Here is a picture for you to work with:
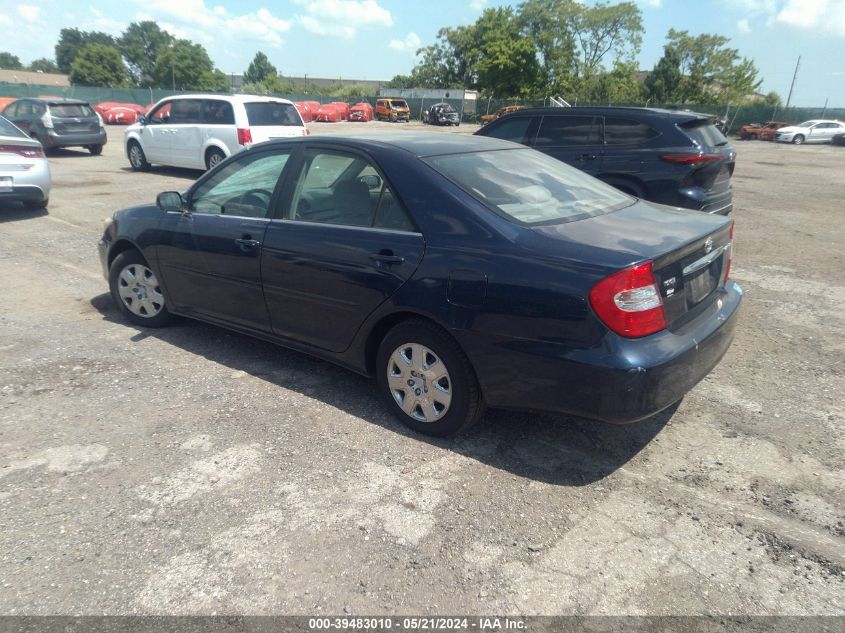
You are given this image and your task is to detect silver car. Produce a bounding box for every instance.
[0,115,51,209]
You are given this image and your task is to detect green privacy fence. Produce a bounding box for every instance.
[2,82,842,134]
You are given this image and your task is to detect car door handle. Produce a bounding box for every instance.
[580,153,598,160]
[369,252,405,266]
[235,238,261,248]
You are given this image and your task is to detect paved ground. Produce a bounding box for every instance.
[0,122,843,615]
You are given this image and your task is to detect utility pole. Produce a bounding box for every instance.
[821,97,828,118]
[785,55,800,109]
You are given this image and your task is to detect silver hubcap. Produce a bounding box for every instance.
[117,264,164,318]
[209,153,222,168]
[130,145,143,167]
[387,343,452,422]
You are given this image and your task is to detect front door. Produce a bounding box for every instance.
[260,147,424,353]
[168,98,204,168]
[156,147,293,331]
[139,101,174,163]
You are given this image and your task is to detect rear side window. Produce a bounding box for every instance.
[169,99,202,124]
[0,116,25,137]
[483,117,534,144]
[49,103,94,118]
[245,102,301,127]
[535,116,601,147]
[202,100,235,125]
[681,121,727,148]
[3,103,18,117]
[604,118,659,145]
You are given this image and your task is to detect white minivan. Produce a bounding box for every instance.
[124,94,309,171]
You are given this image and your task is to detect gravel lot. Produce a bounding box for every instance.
[0,121,843,615]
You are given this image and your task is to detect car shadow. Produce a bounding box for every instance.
[118,165,202,181]
[45,148,97,158]
[90,293,674,486]
[0,202,49,222]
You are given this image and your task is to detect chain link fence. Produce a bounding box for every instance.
[2,82,843,134]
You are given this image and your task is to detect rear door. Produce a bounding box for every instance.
[600,116,662,192]
[156,147,293,331]
[260,146,424,352]
[530,114,604,175]
[244,101,305,142]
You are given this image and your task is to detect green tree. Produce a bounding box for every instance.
[763,91,782,107]
[55,28,116,74]
[244,52,277,85]
[662,29,761,103]
[69,43,126,86]
[153,40,228,91]
[472,7,541,97]
[568,1,643,82]
[119,21,174,86]
[28,58,60,73]
[518,0,578,95]
[386,74,414,89]
[579,61,643,103]
[643,45,683,103]
[0,52,23,70]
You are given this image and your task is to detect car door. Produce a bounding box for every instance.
[530,114,604,175]
[260,146,424,353]
[139,101,174,163]
[168,98,204,168]
[600,116,661,191]
[155,147,293,331]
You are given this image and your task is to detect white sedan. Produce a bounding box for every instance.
[0,115,51,209]
[775,120,845,145]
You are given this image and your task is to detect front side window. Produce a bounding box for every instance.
[169,99,202,124]
[425,148,632,225]
[148,102,172,124]
[483,117,534,144]
[290,150,414,230]
[190,151,290,218]
[534,116,601,147]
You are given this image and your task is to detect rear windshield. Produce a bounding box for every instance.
[681,121,728,148]
[49,103,95,118]
[424,148,633,225]
[0,116,25,138]
[245,102,302,127]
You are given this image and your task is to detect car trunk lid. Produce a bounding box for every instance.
[48,103,100,134]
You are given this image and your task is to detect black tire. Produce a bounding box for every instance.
[205,147,226,171]
[88,144,103,155]
[127,141,150,171]
[376,319,484,437]
[792,134,805,145]
[389,114,397,123]
[108,250,173,328]
[23,198,48,209]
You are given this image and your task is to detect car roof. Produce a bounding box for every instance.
[497,106,715,122]
[258,132,520,157]
[156,94,295,105]
[19,98,91,106]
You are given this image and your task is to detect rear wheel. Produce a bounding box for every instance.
[376,319,484,436]
[792,134,805,145]
[88,144,103,155]
[23,198,48,210]
[109,250,173,328]
[205,147,226,171]
[127,141,150,171]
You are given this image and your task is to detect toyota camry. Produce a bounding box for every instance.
[98,133,741,436]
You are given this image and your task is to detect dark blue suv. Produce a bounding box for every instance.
[475,106,736,215]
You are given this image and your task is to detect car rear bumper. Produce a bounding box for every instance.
[0,185,49,203]
[43,129,107,148]
[0,159,51,201]
[652,186,733,215]
[460,281,742,424]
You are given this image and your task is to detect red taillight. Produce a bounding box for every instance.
[723,221,734,283]
[237,128,252,145]
[589,261,668,338]
[0,144,44,158]
[660,153,723,165]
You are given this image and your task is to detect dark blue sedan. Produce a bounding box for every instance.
[98,133,741,436]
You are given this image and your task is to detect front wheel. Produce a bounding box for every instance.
[792,134,805,145]
[109,250,173,328]
[376,319,484,436]
[127,141,150,171]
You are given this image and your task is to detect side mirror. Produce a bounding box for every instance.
[359,174,382,190]
[156,191,184,212]
[138,115,147,126]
